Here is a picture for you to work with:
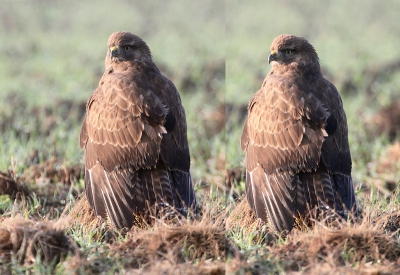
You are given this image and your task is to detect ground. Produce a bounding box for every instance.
[0,1,399,274]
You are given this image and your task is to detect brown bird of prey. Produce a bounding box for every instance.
[241,34,357,232]
[80,32,196,229]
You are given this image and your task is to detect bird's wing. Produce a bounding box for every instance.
[241,76,329,174]
[79,67,168,227]
[81,68,167,172]
[317,79,352,175]
[314,79,356,211]
[155,78,191,172]
[147,74,195,210]
[241,75,331,231]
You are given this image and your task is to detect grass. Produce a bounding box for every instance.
[1,0,400,274]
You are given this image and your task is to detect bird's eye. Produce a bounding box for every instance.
[285,50,294,55]
[124,46,133,51]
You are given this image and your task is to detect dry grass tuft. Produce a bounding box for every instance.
[0,170,30,198]
[225,167,245,199]
[226,195,264,233]
[66,194,126,243]
[227,193,400,274]
[278,262,398,275]
[383,209,400,233]
[66,194,226,274]
[129,260,225,275]
[113,204,226,267]
[23,157,83,187]
[0,216,77,268]
[67,194,104,231]
[226,256,398,275]
[63,256,225,275]
[283,223,400,266]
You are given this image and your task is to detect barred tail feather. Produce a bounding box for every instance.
[85,162,196,229]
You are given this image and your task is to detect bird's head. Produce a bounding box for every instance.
[268,34,320,70]
[105,32,152,67]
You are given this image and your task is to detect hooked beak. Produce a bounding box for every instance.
[268,50,278,64]
[110,46,118,60]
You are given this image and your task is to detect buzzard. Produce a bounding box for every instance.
[241,34,357,232]
[80,32,196,229]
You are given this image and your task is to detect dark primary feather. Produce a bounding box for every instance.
[241,34,356,232]
[80,32,196,229]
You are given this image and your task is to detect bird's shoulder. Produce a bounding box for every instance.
[313,77,344,110]
[248,71,310,125]
[101,61,180,108]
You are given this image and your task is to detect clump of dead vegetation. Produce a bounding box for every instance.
[0,171,30,199]
[227,193,400,274]
[225,167,245,200]
[110,214,226,274]
[23,156,83,187]
[63,256,225,275]
[0,154,84,219]
[66,194,107,234]
[0,216,77,273]
[226,195,264,233]
[65,194,226,274]
[21,154,84,209]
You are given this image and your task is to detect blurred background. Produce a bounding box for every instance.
[0,0,399,206]
[1,2,399,273]
[226,0,400,199]
[0,0,225,202]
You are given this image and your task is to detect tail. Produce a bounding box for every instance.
[246,166,303,232]
[246,165,356,232]
[332,173,357,217]
[85,162,196,229]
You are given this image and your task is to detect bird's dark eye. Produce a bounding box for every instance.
[285,50,294,55]
[124,46,133,51]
